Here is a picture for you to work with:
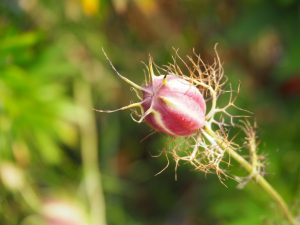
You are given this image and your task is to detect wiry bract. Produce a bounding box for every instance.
[154,47,261,183]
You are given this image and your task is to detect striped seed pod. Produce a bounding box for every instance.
[142,74,206,136]
[96,50,206,137]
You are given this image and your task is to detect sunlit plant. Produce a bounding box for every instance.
[96,47,299,225]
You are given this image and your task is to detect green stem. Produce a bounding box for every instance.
[74,79,107,225]
[203,125,298,225]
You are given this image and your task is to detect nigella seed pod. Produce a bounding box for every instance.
[141,74,206,136]
[95,50,207,137]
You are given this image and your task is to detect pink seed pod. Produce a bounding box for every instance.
[96,51,206,137]
[142,74,206,136]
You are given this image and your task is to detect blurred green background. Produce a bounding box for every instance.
[0,0,299,225]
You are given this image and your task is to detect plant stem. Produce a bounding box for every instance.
[203,125,298,225]
[74,79,107,225]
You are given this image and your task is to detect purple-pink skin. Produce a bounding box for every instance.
[142,74,206,136]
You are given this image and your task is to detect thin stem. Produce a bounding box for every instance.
[74,79,107,225]
[203,125,298,225]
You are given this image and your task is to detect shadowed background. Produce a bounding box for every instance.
[0,0,299,225]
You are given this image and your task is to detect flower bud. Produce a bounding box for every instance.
[97,50,207,137]
[142,74,206,136]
